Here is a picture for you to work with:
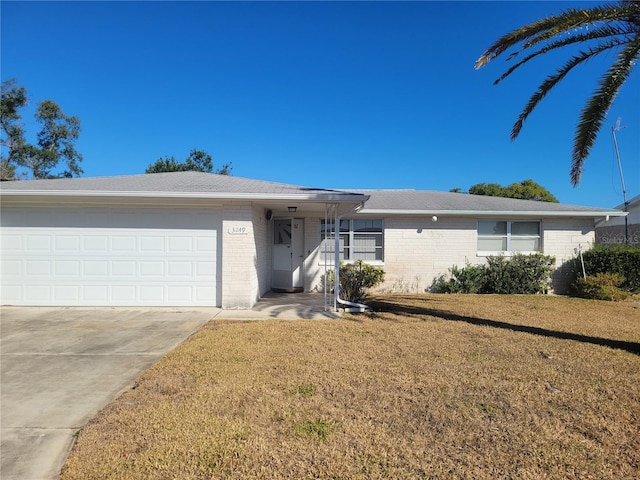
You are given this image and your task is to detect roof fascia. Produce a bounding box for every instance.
[357,209,627,218]
[0,189,368,203]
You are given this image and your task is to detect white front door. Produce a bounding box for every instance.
[272,218,304,291]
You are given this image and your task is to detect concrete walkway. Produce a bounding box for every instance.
[214,291,343,320]
[0,294,341,480]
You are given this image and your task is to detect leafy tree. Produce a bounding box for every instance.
[0,79,27,180]
[452,179,559,202]
[145,149,232,175]
[1,79,83,180]
[475,0,640,185]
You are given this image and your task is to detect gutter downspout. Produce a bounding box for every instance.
[334,203,370,313]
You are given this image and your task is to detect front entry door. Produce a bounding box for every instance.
[272,218,304,292]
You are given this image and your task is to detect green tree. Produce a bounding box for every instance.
[460,179,559,202]
[145,149,232,175]
[475,0,640,185]
[1,79,83,180]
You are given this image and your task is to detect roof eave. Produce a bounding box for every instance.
[0,189,369,203]
[356,209,627,218]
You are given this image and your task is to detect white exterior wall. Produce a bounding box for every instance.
[251,205,271,299]
[542,217,595,294]
[221,203,260,309]
[331,215,596,295]
[381,216,479,293]
[304,217,324,291]
[275,214,599,297]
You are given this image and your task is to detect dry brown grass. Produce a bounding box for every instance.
[62,294,640,479]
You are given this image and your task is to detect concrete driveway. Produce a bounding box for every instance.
[0,306,215,480]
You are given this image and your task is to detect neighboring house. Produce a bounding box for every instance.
[0,172,626,308]
[596,193,640,245]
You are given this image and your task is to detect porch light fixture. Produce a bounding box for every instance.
[288,206,297,213]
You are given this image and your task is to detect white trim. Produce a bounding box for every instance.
[358,209,627,217]
[0,189,369,202]
[477,251,539,257]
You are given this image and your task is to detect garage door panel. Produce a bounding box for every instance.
[84,236,108,251]
[85,260,110,276]
[55,260,80,276]
[26,236,51,252]
[1,207,219,306]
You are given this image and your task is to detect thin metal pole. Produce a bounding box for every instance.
[612,121,629,244]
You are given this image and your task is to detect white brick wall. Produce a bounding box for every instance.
[542,217,595,294]
[304,217,325,291]
[252,205,270,298]
[221,203,260,309]
[301,215,596,295]
[220,210,596,307]
[381,216,479,292]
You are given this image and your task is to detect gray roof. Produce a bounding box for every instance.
[0,172,365,201]
[0,173,625,217]
[355,189,625,216]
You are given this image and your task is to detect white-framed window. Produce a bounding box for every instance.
[321,219,384,263]
[477,220,541,254]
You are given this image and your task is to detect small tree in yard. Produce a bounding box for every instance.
[331,261,385,304]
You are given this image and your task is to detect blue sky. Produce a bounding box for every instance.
[2,0,638,208]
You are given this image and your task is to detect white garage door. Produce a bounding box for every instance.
[0,206,220,306]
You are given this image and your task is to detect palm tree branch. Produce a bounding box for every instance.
[493,27,630,85]
[475,2,639,69]
[510,40,624,140]
[571,35,640,185]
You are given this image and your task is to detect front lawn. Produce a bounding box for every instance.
[62,295,640,479]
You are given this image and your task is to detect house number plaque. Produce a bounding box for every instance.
[228,225,250,235]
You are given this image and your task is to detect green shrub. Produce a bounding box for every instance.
[432,254,555,295]
[578,244,640,293]
[482,253,555,294]
[328,261,385,303]
[432,263,484,293]
[573,273,629,301]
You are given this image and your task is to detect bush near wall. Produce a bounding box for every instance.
[573,273,629,301]
[574,244,640,293]
[432,254,555,295]
[327,261,385,303]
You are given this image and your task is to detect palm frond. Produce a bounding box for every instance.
[571,36,640,185]
[510,40,623,140]
[494,27,629,86]
[475,2,637,69]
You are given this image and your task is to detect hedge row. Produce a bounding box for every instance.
[432,254,555,295]
[574,244,640,293]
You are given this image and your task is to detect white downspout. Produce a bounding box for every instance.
[334,204,370,312]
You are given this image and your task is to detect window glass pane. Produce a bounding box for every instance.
[354,251,383,261]
[512,222,540,236]
[320,236,348,262]
[354,235,377,252]
[353,219,383,232]
[477,237,507,251]
[273,220,291,245]
[320,220,383,262]
[478,221,506,235]
[511,238,540,251]
[320,220,349,233]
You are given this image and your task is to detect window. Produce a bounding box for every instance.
[321,219,384,262]
[477,220,540,254]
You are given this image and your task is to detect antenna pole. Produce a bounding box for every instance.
[612,120,629,244]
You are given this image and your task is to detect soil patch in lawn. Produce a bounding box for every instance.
[62,294,640,479]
